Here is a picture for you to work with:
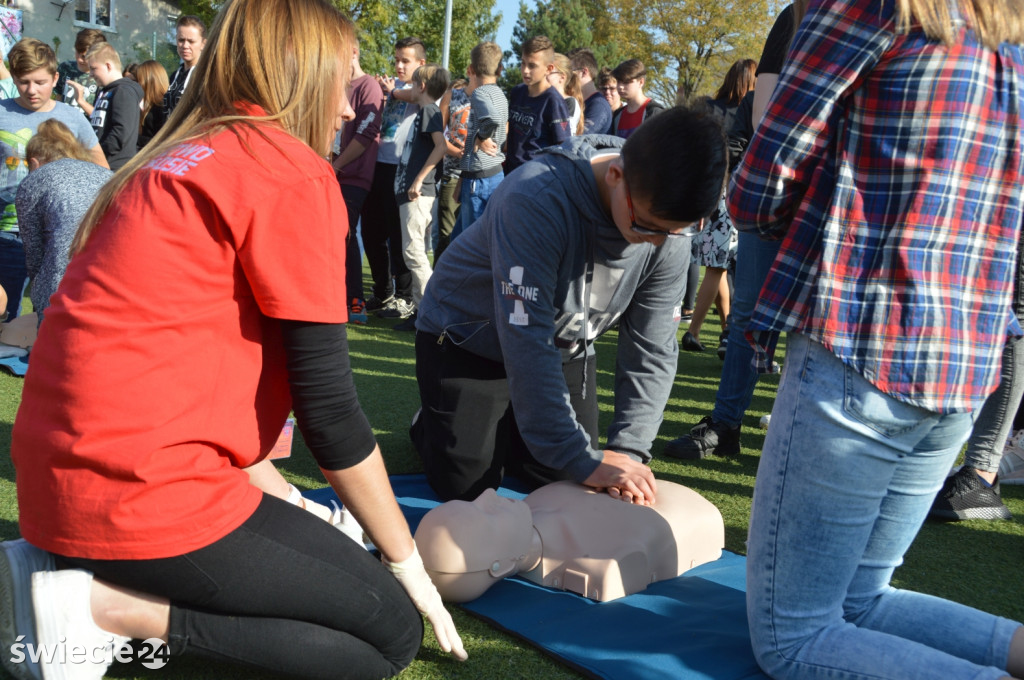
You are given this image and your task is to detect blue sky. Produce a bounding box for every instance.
[493,0,530,51]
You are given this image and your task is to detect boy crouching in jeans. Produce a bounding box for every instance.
[393,63,449,331]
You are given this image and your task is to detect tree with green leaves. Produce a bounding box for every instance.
[605,0,777,104]
[177,0,220,26]
[173,0,500,80]
[501,0,620,91]
[335,0,500,79]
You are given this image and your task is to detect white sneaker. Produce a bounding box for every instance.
[31,570,130,680]
[327,501,375,551]
[999,429,1024,485]
[286,485,372,551]
[0,540,54,680]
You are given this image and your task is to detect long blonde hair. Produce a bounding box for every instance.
[72,0,353,253]
[135,60,169,132]
[25,119,93,166]
[895,0,1023,49]
[552,53,585,135]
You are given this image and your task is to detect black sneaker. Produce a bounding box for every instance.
[929,466,1011,521]
[717,329,728,361]
[664,416,741,459]
[394,313,418,332]
[365,294,394,313]
[682,331,705,352]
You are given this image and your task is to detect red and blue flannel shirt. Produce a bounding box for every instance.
[729,0,1024,413]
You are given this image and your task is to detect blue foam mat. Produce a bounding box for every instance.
[307,475,767,680]
[0,354,28,376]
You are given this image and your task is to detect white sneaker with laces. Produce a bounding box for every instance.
[31,570,130,680]
[0,540,54,680]
[999,429,1024,485]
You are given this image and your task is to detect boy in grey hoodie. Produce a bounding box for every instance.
[411,106,727,504]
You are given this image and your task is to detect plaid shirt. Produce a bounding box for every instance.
[729,0,1024,413]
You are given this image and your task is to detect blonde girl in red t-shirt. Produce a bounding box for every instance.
[0,1,466,678]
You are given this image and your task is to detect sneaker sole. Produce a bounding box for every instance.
[930,505,1012,521]
[0,541,51,680]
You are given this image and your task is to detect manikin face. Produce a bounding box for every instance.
[14,68,58,112]
[393,47,422,83]
[520,52,551,87]
[417,489,534,574]
[176,25,206,68]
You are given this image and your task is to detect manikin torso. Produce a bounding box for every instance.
[415,480,724,602]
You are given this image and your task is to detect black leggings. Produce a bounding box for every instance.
[57,495,422,680]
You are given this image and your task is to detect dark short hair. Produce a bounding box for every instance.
[74,28,107,56]
[622,106,726,222]
[567,48,598,77]
[612,59,646,82]
[413,63,450,100]
[176,14,206,37]
[522,35,554,60]
[396,36,426,61]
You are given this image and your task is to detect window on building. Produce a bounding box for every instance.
[75,0,114,30]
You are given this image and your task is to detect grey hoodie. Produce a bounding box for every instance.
[417,135,689,481]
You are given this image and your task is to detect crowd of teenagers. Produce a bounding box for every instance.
[0,0,1022,678]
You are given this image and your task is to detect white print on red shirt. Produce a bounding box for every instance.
[143,143,215,177]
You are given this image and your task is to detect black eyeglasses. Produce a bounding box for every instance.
[625,183,702,239]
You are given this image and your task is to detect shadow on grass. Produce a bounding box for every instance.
[904,517,1024,622]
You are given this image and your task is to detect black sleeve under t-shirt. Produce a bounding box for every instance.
[757,4,796,76]
[278,320,377,471]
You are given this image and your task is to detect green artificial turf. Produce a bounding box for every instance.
[1,303,1022,680]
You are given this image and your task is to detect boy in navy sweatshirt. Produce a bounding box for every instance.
[505,35,569,174]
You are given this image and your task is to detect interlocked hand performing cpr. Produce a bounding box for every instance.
[584,450,658,505]
[383,545,468,661]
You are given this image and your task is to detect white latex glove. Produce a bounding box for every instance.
[383,546,468,661]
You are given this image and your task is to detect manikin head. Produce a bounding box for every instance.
[415,489,539,602]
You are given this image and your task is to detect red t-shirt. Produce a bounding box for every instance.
[13,121,348,560]
[615,99,650,139]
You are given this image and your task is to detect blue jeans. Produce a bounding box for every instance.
[0,232,27,320]
[747,333,1020,680]
[712,231,780,426]
[453,172,503,241]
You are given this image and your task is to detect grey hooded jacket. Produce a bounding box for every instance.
[416,135,690,481]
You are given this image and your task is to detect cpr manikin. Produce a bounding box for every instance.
[414,480,724,602]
